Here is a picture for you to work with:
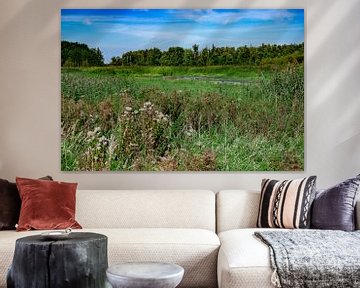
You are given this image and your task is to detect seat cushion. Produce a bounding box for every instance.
[218,228,281,288]
[0,228,220,288]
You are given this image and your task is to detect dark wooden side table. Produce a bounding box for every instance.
[7,232,108,288]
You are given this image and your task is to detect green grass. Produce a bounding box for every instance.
[62,65,271,78]
[61,64,304,171]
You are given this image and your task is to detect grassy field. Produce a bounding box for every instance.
[61,65,304,171]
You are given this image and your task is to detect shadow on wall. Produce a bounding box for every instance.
[309,1,360,143]
[0,0,359,185]
[305,0,360,180]
[308,0,360,107]
[0,0,68,35]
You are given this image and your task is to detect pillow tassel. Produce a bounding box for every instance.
[271,269,281,287]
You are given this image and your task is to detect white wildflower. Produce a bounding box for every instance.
[98,136,109,146]
[185,126,195,136]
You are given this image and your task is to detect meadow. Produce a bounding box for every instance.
[61,64,304,171]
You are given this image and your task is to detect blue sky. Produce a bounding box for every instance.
[61,9,304,63]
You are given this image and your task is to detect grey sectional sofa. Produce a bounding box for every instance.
[0,189,359,288]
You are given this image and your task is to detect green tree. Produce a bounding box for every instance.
[61,41,104,67]
[192,44,199,65]
[107,42,304,67]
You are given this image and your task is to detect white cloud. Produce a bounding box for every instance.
[175,9,295,25]
[83,18,92,25]
[61,10,297,27]
[62,14,170,25]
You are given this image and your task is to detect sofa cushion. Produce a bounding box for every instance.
[0,179,20,230]
[257,177,317,229]
[0,228,220,288]
[311,174,360,231]
[0,176,52,230]
[16,177,82,231]
[76,190,216,231]
[218,228,278,288]
[216,190,260,233]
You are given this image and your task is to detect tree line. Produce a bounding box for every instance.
[61,41,303,67]
[111,43,303,67]
[61,41,104,67]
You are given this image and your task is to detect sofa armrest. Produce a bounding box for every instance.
[356,201,360,230]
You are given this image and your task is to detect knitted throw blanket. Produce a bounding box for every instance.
[255,230,360,288]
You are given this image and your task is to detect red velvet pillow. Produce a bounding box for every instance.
[16,177,82,231]
[0,176,53,230]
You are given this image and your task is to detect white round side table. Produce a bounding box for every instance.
[106,262,184,288]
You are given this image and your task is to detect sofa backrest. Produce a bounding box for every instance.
[217,190,360,232]
[76,190,216,231]
[216,190,260,233]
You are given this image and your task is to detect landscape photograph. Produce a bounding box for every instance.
[61,9,304,171]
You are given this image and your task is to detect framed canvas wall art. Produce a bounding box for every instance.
[61,9,304,171]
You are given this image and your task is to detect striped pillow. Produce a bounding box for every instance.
[257,176,317,229]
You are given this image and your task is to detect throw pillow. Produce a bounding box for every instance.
[311,174,360,231]
[0,176,52,230]
[16,177,82,231]
[257,176,317,229]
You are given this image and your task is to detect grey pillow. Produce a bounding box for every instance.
[311,174,360,231]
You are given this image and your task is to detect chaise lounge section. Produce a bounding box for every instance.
[216,189,360,288]
[217,190,273,288]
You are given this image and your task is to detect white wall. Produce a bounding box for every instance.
[0,0,359,190]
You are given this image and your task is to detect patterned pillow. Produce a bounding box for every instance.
[257,176,317,229]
